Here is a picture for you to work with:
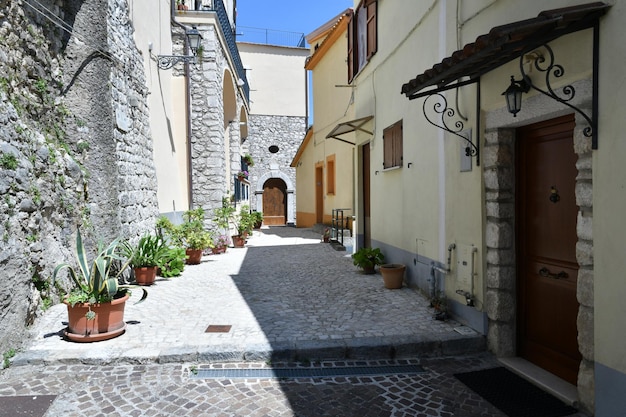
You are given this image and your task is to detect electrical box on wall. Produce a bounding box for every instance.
[456,243,476,294]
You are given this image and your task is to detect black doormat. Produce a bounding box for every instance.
[454,367,578,417]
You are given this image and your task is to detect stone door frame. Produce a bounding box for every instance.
[483,78,594,408]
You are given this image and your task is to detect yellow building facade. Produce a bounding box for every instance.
[303,0,624,415]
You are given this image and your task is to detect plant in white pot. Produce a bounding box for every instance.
[52,230,148,342]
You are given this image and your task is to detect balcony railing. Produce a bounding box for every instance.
[235,26,306,48]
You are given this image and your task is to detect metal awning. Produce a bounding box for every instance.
[401,2,609,99]
[326,115,374,145]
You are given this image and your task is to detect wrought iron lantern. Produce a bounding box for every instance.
[502,76,530,117]
[157,26,203,70]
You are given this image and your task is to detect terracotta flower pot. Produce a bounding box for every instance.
[64,293,129,342]
[186,248,203,264]
[211,246,227,254]
[134,266,157,286]
[380,264,406,289]
[232,235,245,247]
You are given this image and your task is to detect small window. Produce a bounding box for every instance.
[383,120,403,169]
[326,155,336,195]
[269,145,279,153]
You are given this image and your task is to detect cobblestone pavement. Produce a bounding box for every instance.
[12,227,483,366]
[0,227,586,416]
[0,354,511,416]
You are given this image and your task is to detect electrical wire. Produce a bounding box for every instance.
[22,0,147,87]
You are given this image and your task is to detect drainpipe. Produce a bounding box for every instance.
[170,1,194,208]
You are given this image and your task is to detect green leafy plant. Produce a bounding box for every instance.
[157,208,213,250]
[3,349,16,369]
[352,247,385,270]
[213,196,236,232]
[122,233,169,268]
[243,153,254,166]
[234,205,254,236]
[0,153,18,170]
[252,211,263,228]
[159,247,187,277]
[52,230,147,318]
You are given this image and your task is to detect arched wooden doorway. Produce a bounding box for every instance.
[263,178,287,225]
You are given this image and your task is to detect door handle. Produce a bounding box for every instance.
[539,267,568,279]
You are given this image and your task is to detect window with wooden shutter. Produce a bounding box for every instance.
[347,0,377,83]
[383,120,403,169]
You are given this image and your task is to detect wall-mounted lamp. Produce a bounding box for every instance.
[502,76,530,117]
[157,26,203,70]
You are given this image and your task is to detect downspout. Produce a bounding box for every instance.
[170,1,194,208]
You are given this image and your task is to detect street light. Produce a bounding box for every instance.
[157,26,203,70]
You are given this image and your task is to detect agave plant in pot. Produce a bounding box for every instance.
[122,233,168,286]
[351,247,385,274]
[52,230,148,342]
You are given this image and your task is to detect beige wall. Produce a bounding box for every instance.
[238,43,308,117]
[295,16,356,228]
[131,0,190,214]
[350,0,625,413]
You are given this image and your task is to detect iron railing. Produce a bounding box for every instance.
[236,26,306,48]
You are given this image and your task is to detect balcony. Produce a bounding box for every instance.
[177,0,249,102]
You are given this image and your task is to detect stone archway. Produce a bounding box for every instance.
[255,170,295,225]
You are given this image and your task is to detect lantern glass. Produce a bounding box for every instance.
[186,27,203,54]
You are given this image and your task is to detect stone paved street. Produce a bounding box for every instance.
[0,227,586,416]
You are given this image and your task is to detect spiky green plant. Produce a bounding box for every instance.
[53,230,147,318]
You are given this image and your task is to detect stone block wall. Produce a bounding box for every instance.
[0,0,158,355]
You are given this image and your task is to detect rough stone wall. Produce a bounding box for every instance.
[247,114,304,222]
[189,26,229,215]
[0,0,158,355]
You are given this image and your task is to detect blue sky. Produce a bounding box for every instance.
[236,0,353,45]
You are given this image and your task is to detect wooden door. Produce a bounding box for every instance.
[516,114,581,385]
[262,178,286,225]
[362,143,371,247]
[315,165,323,224]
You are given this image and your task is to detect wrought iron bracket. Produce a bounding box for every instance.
[157,55,197,70]
[519,23,599,148]
[416,79,480,166]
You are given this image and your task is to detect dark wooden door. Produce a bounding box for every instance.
[516,114,581,385]
[362,143,371,247]
[263,178,286,225]
[315,166,323,224]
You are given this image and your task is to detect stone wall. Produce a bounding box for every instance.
[247,114,305,224]
[0,0,158,355]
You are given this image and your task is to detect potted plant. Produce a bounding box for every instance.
[232,205,253,247]
[214,197,236,233]
[157,209,213,265]
[252,211,263,229]
[122,233,168,286]
[243,154,254,167]
[52,230,148,342]
[379,263,406,289]
[351,247,385,274]
[236,170,249,181]
[431,290,449,320]
[322,228,331,242]
[212,234,230,254]
[158,246,187,277]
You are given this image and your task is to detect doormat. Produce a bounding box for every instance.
[0,395,56,417]
[205,325,232,333]
[454,367,577,417]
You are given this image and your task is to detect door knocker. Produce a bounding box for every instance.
[549,186,560,203]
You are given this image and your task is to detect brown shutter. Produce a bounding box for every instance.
[347,12,355,83]
[394,121,403,167]
[366,1,377,59]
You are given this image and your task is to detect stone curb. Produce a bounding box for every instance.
[12,333,485,367]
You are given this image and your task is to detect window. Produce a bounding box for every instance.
[348,0,377,82]
[326,155,336,195]
[383,120,403,169]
